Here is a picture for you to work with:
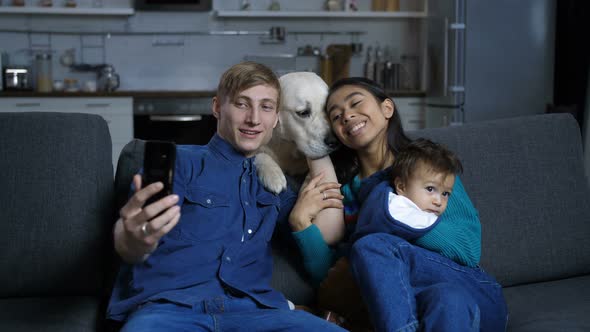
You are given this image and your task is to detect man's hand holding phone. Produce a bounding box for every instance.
[113,141,181,264]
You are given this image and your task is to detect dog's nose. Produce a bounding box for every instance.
[324,136,340,150]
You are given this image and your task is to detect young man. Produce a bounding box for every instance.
[107,62,346,331]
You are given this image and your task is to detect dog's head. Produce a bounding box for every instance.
[277,72,339,159]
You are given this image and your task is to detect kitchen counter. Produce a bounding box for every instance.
[0,90,425,98]
[0,90,217,98]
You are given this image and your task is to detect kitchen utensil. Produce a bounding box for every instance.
[84,80,97,92]
[59,49,75,67]
[327,44,352,84]
[97,65,120,92]
[52,80,64,92]
[64,78,79,92]
[3,67,32,91]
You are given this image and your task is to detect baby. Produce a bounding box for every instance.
[352,138,463,241]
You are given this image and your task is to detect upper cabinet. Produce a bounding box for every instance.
[0,7,134,15]
[0,0,134,16]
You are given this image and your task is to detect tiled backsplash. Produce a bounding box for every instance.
[0,0,423,91]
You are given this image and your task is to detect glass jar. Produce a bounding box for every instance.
[35,53,53,93]
[64,78,79,92]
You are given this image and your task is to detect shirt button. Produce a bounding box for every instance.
[225,256,231,262]
[247,229,252,234]
[206,198,212,204]
[244,201,249,206]
[243,179,247,183]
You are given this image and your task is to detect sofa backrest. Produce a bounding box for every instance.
[411,113,590,287]
[0,112,115,297]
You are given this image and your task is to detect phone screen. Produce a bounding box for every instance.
[142,140,176,207]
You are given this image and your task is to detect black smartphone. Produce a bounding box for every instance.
[142,140,176,207]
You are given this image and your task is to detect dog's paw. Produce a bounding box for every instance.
[254,152,287,194]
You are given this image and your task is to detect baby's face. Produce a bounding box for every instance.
[395,164,455,216]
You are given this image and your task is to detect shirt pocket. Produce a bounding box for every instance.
[253,191,281,242]
[175,187,231,241]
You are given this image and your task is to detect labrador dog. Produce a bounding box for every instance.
[255,71,339,194]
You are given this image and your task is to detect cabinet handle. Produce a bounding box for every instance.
[85,103,111,108]
[15,103,41,107]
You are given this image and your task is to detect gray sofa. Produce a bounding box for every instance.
[0,111,589,331]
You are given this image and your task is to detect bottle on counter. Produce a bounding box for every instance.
[35,53,53,93]
[401,54,420,90]
[374,45,384,87]
[320,54,333,86]
[363,45,375,82]
[382,46,401,91]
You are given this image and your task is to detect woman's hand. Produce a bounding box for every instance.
[289,173,343,233]
[114,174,181,264]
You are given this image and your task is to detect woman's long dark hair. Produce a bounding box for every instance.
[326,77,412,183]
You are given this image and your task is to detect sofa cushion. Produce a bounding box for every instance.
[503,274,590,331]
[0,112,115,296]
[0,296,102,332]
[411,114,590,287]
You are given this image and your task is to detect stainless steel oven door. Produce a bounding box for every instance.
[135,0,212,11]
[134,114,217,145]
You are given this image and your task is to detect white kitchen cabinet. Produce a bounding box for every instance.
[0,7,133,15]
[394,97,425,131]
[0,97,132,169]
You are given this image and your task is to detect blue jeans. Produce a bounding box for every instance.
[349,233,508,332]
[120,294,347,332]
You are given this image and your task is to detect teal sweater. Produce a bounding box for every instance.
[292,169,481,285]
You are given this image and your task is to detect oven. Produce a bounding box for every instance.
[134,0,212,11]
[133,96,217,145]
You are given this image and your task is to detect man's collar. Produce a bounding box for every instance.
[209,134,253,167]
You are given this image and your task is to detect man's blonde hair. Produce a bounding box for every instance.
[216,61,280,108]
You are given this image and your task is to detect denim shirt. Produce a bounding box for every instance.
[107,134,298,321]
